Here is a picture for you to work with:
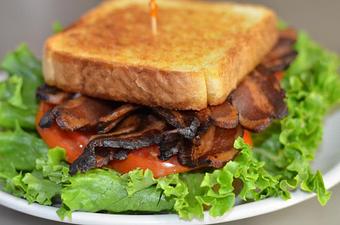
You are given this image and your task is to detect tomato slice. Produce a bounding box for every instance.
[108,145,191,177]
[35,102,92,163]
[36,102,252,177]
[275,71,285,81]
[243,129,253,146]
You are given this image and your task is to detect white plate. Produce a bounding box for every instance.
[0,67,340,224]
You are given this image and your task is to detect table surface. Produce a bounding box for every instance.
[0,0,339,225]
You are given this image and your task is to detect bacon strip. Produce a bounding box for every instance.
[69,115,167,174]
[230,71,287,132]
[40,96,115,131]
[209,102,239,129]
[257,28,297,74]
[36,84,73,105]
[202,126,243,168]
[177,125,243,168]
[158,133,183,161]
[39,96,139,133]
[177,125,216,167]
[96,149,129,168]
[97,104,139,133]
[152,108,200,139]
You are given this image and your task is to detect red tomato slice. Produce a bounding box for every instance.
[36,102,252,177]
[243,129,253,146]
[108,145,191,177]
[35,102,92,163]
[275,71,285,81]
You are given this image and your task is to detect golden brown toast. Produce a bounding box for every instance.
[43,0,278,110]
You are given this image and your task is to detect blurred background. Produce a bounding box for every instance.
[0,0,339,225]
[0,0,339,57]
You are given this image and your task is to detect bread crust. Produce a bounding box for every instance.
[44,48,207,110]
[43,0,278,110]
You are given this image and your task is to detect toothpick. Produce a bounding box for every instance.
[149,0,158,35]
[151,16,157,36]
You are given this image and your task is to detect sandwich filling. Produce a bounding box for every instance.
[36,29,297,178]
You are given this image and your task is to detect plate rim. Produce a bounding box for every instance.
[0,162,339,225]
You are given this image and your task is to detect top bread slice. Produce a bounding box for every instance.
[43,0,278,110]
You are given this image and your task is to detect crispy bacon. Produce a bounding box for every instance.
[153,108,200,139]
[209,102,239,129]
[230,71,287,132]
[39,96,139,133]
[96,149,129,168]
[257,28,297,74]
[202,126,243,168]
[177,125,243,168]
[88,115,166,150]
[40,96,115,131]
[69,115,167,174]
[158,133,183,161]
[195,108,211,127]
[97,104,139,133]
[156,107,233,164]
[104,114,143,137]
[177,125,216,167]
[36,84,73,105]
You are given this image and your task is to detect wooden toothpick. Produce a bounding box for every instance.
[149,0,158,35]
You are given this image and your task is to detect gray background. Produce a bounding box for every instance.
[0,0,339,224]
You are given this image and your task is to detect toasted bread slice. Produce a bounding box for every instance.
[43,0,278,110]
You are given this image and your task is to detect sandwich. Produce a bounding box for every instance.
[39,0,292,176]
[0,0,339,220]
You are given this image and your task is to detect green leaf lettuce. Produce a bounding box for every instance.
[0,44,43,129]
[253,32,340,205]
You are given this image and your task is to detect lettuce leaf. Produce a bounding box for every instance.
[0,76,37,129]
[35,147,70,184]
[2,148,69,205]
[124,169,156,196]
[52,21,64,34]
[58,169,175,218]
[0,123,48,171]
[0,44,43,129]
[156,173,193,218]
[177,173,206,218]
[0,44,43,105]
[253,32,339,205]
[0,161,17,182]
[0,75,26,108]
[5,172,61,205]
